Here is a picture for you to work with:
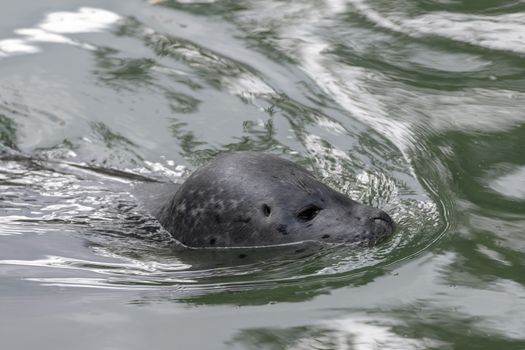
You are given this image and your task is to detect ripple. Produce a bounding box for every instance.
[349,0,525,54]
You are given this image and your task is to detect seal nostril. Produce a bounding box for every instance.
[372,216,393,230]
[370,210,395,235]
[373,217,387,225]
[370,209,394,226]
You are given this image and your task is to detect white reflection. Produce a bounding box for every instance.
[284,316,445,350]
[349,0,525,54]
[26,277,155,290]
[324,317,436,350]
[489,166,525,200]
[39,7,121,34]
[0,7,121,58]
[1,254,191,277]
[15,28,75,44]
[224,73,276,100]
[405,12,525,54]
[0,39,40,56]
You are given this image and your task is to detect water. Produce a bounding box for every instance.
[0,1,524,349]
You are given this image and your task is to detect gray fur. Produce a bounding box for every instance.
[138,152,394,248]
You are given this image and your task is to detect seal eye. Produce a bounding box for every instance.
[297,205,321,221]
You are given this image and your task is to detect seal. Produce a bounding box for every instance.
[143,152,394,248]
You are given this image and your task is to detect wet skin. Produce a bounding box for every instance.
[149,152,395,248]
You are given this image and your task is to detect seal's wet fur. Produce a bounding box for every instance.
[150,152,394,248]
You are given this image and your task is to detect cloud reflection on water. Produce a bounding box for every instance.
[0,7,120,57]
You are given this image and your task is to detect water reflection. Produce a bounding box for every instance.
[433,124,525,214]
[488,165,525,200]
[0,114,17,150]
[0,8,121,58]
[1,0,524,348]
[229,315,445,350]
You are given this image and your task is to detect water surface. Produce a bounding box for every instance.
[1,0,524,349]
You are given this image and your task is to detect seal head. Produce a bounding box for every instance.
[154,152,394,248]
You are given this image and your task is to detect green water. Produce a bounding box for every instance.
[0,0,524,349]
